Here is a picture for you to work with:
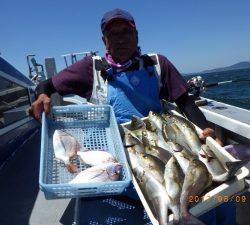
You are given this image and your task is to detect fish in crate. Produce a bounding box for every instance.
[122,111,248,225]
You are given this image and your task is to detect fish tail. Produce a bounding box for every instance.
[156,200,169,225]
[156,208,169,225]
[171,205,181,225]
[158,218,168,225]
[157,209,169,225]
[225,160,249,177]
[204,155,248,182]
[130,115,145,130]
[180,213,205,225]
[172,219,181,225]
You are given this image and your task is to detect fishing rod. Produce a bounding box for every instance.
[204,78,250,88]
[188,76,250,98]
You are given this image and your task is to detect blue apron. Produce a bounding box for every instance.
[107,66,162,124]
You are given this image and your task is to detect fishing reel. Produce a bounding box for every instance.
[187,76,206,97]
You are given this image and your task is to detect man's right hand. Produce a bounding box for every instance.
[28,94,51,122]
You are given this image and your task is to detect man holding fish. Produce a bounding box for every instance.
[29,8,235,225]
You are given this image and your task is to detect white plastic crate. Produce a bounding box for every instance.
[39,105,132,199]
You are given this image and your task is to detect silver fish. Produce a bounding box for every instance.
[138,154,165,184]
[148,111,226,182]
[180,157,210,225]
[160,113,246,182]
[141,130,172,164]
[124,133,169,225]
[200,145,247,182]
[162,113,205,155]
[77,150,117,166]
[124,133,165,183]
[126,115,146,140]
[167,142,212,225]
[164,156,184,225]
[133,163,170,225]
[124,132,145,154]
[69,162,122,184]
[127,114,174,163]
[53,130,80,173]
[147,111,165,132]
[130,113,173,156]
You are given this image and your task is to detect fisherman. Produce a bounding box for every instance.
[29,8,235,225]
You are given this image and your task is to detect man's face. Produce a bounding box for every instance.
[102,20,138,63]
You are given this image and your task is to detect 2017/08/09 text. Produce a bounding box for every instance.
[188,195,247,203]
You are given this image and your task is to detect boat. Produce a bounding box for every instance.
[0,55,249,225]
[0,57,38,167]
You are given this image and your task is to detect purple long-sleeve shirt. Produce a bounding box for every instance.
[52,54,188,102]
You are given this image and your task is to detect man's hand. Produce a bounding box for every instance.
[199,127,223,146]
[28,93,51,122]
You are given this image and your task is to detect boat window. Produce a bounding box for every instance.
[0,76,30,129]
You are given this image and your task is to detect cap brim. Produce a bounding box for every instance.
[103,18,135,33]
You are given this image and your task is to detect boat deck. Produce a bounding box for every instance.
[0,131,75,225]
[200,99,250,140]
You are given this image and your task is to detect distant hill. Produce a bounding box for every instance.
[200,61,250,74]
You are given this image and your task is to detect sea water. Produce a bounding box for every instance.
[186,68,250,110]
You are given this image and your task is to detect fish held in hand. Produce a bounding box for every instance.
[200,145,248,182]
[69,162,122,184]
[77,150,117,166]
[53,130,80,173]
[199,144,229,182]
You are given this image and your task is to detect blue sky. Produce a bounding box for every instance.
[1,0,250,74]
